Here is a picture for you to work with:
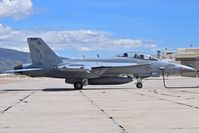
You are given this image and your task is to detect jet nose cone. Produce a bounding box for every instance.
[179,65,196,73]
[179,65,197,77]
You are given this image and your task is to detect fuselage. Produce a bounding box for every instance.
[68,57,195,77]
[18,56,196,79]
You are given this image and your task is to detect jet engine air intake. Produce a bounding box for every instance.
[14,65,23,74]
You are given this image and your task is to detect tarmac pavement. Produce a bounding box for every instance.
[0,77,199,133]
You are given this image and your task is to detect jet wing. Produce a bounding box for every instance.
[91,63,152,75]
[57,62,139,71]
[92,63,150,69]
[3,68,44,73]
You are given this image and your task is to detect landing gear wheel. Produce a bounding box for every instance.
[136,83,143,88]
[74,82,83,90]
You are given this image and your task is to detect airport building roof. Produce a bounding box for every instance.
[176,48,199,59]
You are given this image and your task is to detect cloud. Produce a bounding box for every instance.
[144,44,157,48]
[0,0,33,19]
[112,39,142,48]
[78,47,92,51]
[0,24,155,52]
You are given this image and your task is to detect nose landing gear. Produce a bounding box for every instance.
[136,82,143,88]
[136,78,143,88]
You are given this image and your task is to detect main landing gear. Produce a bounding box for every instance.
[74,82,83,90]
[65,79,86,90]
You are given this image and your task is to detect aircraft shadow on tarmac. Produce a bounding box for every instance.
[1,87,132,92]
[43,87,131,91]
[1,88,76,92]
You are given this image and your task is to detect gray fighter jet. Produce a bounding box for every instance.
[4,38,196,89]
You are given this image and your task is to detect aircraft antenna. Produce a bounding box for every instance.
[82,54,85,59]
[97,54,100,58]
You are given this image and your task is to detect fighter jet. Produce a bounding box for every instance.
[4,37,196,89]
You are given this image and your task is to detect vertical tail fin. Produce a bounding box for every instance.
[27,37,62,66]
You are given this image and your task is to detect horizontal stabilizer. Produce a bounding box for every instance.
[3,68,44,73]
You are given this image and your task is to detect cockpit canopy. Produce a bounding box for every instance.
[117,52,159,61]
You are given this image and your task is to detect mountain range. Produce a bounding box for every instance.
[0,48,31,70]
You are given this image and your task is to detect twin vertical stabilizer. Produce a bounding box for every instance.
[27,38,62,66]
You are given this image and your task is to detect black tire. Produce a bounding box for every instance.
[136,83,143,88]
[74,82,83,90]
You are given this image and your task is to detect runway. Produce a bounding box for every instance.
[0,77,199,133]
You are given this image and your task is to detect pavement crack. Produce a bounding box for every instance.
[124,90,199,110]
[80,91,128,133]
[2,106,12,113]
[1,92,34,114]
[151,89,181,98]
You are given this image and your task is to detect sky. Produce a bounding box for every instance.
[0,0,199,58]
